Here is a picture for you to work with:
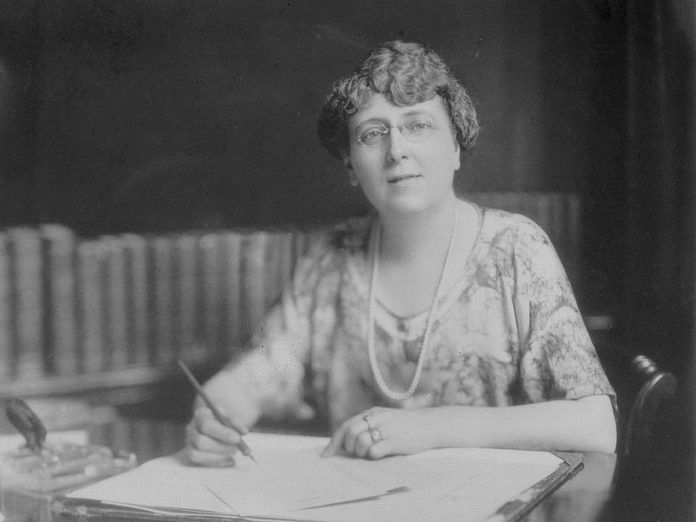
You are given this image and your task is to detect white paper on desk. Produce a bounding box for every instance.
[201,435,445,516]
[67,434,566,521]
[65,462,239,515]
[279,448,564,522]
[66,433,444,518]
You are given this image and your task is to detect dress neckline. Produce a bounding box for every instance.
[373,201,485,323]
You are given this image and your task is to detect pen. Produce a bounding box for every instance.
[177,359,257,464]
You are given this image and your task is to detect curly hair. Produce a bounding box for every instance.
[317,41,479,159]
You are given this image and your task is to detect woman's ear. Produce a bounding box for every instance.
[452,140,461,172]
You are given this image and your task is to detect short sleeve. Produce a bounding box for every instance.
[222,233,337,420]
[512,217,615,404]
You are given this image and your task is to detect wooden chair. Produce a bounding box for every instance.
[621,355,677,456]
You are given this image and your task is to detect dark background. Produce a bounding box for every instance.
[0,2,622,223]
[0,0,694,517]
[0,0,630,311]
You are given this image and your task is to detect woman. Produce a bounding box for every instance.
[186,41,616,466]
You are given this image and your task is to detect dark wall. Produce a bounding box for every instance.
[0,0,636,322]
[0,1,40,225]
[0,0,626,236]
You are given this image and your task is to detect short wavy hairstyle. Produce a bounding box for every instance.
[317,41,479,159]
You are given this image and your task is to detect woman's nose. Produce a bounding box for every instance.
[386,126,409,163]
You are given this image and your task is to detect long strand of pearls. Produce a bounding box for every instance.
[366,209,458,401]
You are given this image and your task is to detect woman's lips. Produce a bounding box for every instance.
[388,174,421,184]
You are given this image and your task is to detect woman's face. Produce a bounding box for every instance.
[343,93,460,216]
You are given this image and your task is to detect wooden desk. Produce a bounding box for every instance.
[50,451,617,522]
[0,413,623,522]
[43,417,619,522]
[523,452,616,521]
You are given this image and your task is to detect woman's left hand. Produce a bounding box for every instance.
[321,407,440,460]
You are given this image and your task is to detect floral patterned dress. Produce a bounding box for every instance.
[226,204,615,430]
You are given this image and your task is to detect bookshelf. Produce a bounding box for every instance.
[0,192,581,408]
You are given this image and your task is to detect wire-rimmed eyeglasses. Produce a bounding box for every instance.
[355,120,438,147]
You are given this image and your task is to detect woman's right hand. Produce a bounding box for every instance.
[185,369,262,467]
[186,404,252,467]
[184,358,315,466]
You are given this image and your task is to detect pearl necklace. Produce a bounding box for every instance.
[367,209,458,401]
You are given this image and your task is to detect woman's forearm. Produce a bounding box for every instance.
[199,366,264,429]
[201,346,314,428]
[429,395,616,453]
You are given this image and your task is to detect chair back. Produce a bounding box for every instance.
[622,355,677,456]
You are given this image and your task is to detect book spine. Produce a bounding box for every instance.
[121,233,150,367]
[154,418,187,456]
[491,192,505,211]
[267,231,293,306]
[103,235,129,371]
[131,417,160,463]
[240,231,268,345]
[40,224,78,376]
[535,192,555,242]
[554,193,568,252]
[563,193,581,283]
[0,233,11,380]
[292,227,323,265]
[173,233,198,363]
[489,192,505,213]
[263,232,281,309]
[279,231,295,296]
[221,231,242,354]
[105,414,134,456]
[466,191,490,209]
[8,227,45,378]
[148,236,174,366]
[290,229,307,265]
[76,239,107,374]
[198,232,223,361]
[519,192,535,222]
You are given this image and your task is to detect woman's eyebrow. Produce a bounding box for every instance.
[401,109,433,118]
[354,111,434,129]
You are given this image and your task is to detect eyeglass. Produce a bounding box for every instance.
[355,119,438,147]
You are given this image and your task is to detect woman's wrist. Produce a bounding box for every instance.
[422,397,616,453]
[422,406,477,450]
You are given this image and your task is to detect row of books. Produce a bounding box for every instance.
[467,191,581,282]
[0,225,320,381]
[89,413,186,464]
[0,192,580,383]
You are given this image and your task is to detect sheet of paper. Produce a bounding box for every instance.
[67,433,567,522]
[199,435,445,516]
[277,448,564,522]
[65,459,238,516]
[67,433,442,517]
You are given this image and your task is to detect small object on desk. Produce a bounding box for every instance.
[177,359,257,463]
[1,442,136,493]
[1,398,137,522]
[5,398,47,453]
[2,398,137,492]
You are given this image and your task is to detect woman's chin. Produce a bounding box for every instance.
[375,190,457,216]
[379,198,436,216]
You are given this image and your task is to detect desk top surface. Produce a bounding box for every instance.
[4,413,686,522]
[53,422,621,522]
